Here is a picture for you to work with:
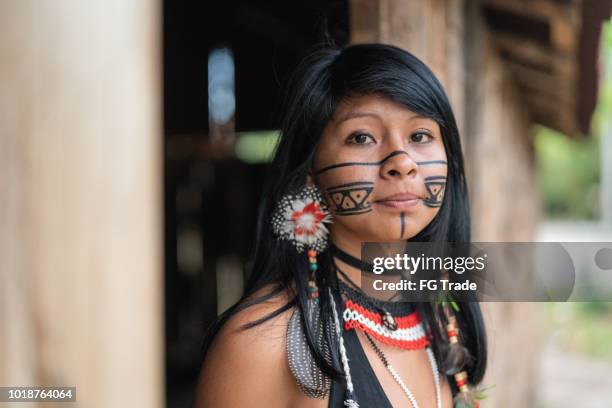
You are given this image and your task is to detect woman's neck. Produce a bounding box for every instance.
[329,233,364,286]
[330,233,405,302]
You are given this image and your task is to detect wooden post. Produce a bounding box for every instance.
[0,1,163,407]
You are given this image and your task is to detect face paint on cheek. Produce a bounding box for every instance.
[416,160,448,166]
[423,175,446,208]
[326,181,374,216]
[316,153,422,219]
[314,151,414,175]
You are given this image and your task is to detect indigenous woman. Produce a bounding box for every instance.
[195,43,487,408]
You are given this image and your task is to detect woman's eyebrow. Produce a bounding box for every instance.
[335,110,430,124]
[335,111,381,124]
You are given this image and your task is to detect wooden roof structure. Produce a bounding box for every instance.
[480,0,612,136]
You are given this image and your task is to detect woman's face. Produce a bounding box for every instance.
[312,94,448,245]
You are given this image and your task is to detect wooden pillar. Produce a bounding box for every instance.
[0,1,163,407]
[463,3,539,407]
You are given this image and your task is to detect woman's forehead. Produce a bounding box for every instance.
[331,94,437,127]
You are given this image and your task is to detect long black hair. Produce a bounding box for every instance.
[201,43,487,389]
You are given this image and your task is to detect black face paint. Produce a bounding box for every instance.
[416,160,447,166]
[423,175,446,208]
[400,212,405,238]
[314,151,447,176]
[326,181,374,216]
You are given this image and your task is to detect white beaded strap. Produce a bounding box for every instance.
[427,347,443,408]
[328,288,359,408]
[387,363,420,408]
[364,333,442,408]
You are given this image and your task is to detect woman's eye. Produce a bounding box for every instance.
[347,132,376,145]
[410,131,433,144]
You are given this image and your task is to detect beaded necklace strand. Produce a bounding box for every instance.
[364,332,442,408]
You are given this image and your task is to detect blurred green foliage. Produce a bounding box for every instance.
[597,21,612,118]
[541,302,612,361]
[534,127,600,218]
[234,130,279,163]
[534,20,611,219]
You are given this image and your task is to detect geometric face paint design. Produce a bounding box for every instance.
[423,176,446,208]
[314,148,447,239]
[326,181,374,216]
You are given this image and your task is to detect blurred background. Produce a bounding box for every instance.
[1,1,611,407]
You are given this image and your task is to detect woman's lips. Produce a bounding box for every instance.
[374,192,422,210]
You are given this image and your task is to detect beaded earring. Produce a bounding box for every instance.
[271,184,332,304]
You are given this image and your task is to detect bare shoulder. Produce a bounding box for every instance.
[193,285,297,408]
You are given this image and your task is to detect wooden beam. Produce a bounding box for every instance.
[481,0,580,55]
[504,60,575,103]
[493,31,570,68]
[480,0,572,21]
[522,90,577,134]
[551,14,578,53]
[488,24,580,135]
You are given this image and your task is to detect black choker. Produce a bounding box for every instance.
[330,244,374,273]
[330,243,401,275]
[336,266,414,315]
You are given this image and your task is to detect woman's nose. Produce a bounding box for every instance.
[379,150,418,179]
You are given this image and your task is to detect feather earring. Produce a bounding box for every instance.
[271,184,332,309]
[271,185,332,254]
[273,185,334,398]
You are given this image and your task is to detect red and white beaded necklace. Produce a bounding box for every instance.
[339,278,431,351]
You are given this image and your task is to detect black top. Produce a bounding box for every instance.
[328,327,394,407]
[327,287,394,408]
